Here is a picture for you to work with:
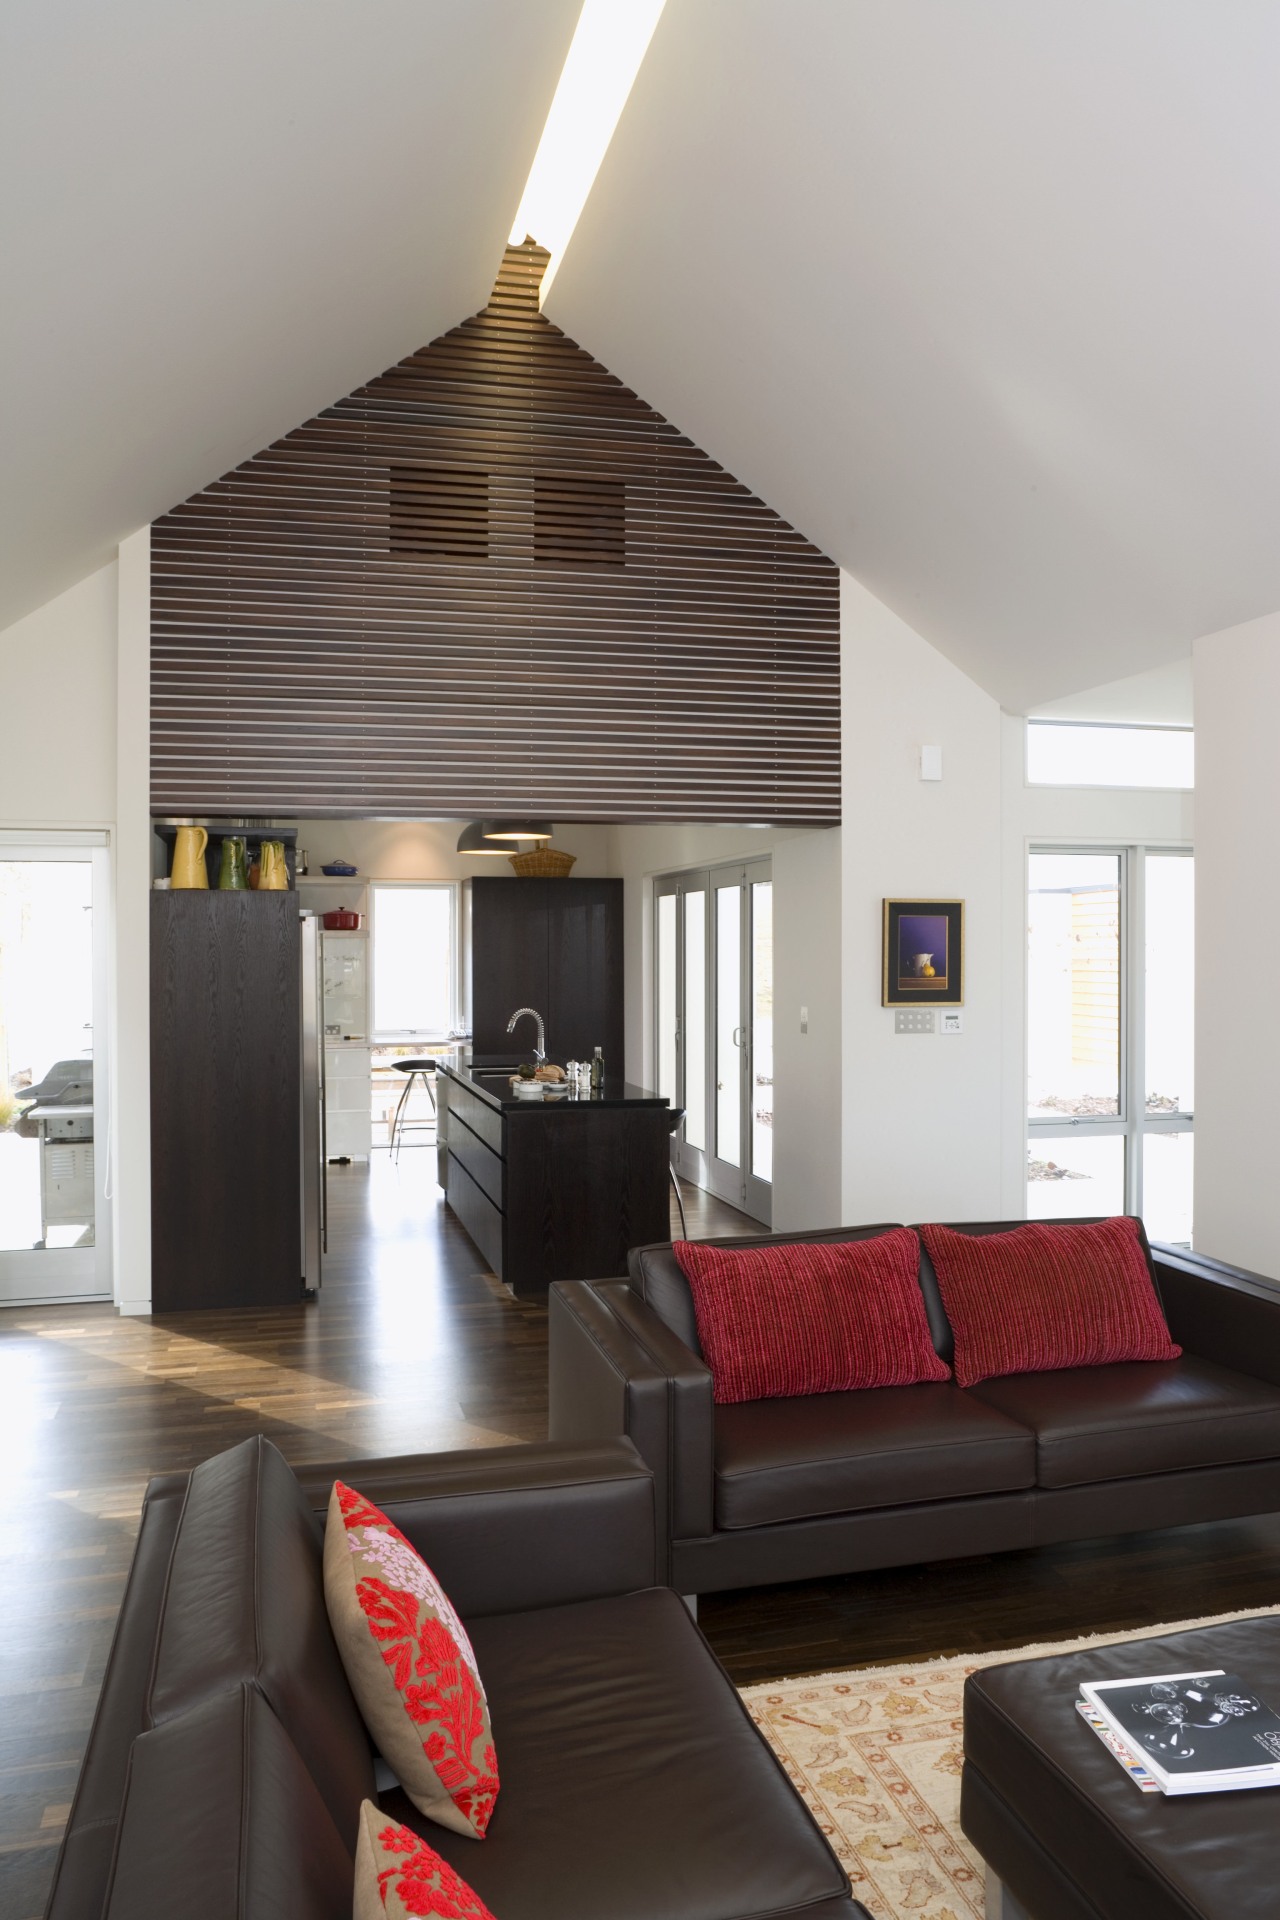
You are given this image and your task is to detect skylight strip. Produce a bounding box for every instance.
[509,0,666,297]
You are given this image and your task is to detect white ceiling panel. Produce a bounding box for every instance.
[1033,658,1193,725]
[0,0,579,629]
[548,0,1280,710]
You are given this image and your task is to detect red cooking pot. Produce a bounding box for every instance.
[322,908,361,930]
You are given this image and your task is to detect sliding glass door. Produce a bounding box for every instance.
[1027,845,1194,1243]
[656,873,707,1193]
[0,837,111,1302]
[655,860,771,1224]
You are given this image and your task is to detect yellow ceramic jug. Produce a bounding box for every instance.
[170,825,209,889]
[258,840,289,891]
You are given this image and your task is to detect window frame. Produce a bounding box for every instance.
[1025,719,1194,791]
[368,880,460,1043]
[1026,841,1194,1236]
[653,857,772,1225]
[0,831,113,1303]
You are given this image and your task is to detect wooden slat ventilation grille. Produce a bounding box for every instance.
[151,241,841,824]
[534,474,625,568]
[388,465,489,559]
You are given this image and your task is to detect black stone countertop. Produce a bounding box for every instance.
[438,1055,669,1114]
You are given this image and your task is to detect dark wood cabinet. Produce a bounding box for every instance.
[150,892,301,1311]
[471,877,623,1065]
[437,1064,670,1296]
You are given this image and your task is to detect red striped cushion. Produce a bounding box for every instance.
[672,1230,949,1405]
[919,1217,1181,1388]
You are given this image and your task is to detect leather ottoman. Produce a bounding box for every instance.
[961,1612,1280,1920]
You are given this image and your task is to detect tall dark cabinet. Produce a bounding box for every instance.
[471,878,624,1066]
[150,891,301,1311]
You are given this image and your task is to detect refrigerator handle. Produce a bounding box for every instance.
[319,1021,328,1255]
[300,912,325,1293]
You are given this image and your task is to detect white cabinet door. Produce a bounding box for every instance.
[324,1045,371,1160]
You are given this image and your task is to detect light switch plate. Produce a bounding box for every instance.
[940,1010,964,1034]
[895,1009,935,1034]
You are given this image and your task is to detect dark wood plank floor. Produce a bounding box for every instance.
[699,1516,1280,1686]
[0,1155,740,1916]
[5,1153,1280,1915]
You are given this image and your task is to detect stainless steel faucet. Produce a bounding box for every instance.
[506,1006,546,1065]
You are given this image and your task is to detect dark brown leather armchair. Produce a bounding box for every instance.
[48,1432,870,1920]
[549,1223,1280,1597]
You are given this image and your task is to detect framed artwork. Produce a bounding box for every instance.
[882,899,964,1005]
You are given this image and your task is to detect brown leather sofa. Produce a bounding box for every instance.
[46,1431,870,1920]
[548,1220,1280,1596]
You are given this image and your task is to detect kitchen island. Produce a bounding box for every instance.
[436,1057,672,1296]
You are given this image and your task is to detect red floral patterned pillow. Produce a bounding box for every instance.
[324,1483,498,1838]
[353,1801,498,1920]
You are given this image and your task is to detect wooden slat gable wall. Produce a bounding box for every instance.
[150,242,840,824]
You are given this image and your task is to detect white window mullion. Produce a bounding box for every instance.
[1124,845,1144,1219]
[1027,839,1193,1242]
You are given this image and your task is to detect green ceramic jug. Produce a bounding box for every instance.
[218,834,249,890]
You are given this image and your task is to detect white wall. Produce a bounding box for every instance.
[289,819,614,881]
[1191,610,1280,1273]
[840,573,1005,1225]
[1031,657,1194,726]
[772,827,843,1229]
[0,563,117,824]
[113,532,152,1314]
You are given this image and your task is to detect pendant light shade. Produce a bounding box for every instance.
[456,819,552,855]
[481,820,553,845]
[456,821,514,856]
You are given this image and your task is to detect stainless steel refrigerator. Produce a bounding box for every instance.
[300,910,326,1292]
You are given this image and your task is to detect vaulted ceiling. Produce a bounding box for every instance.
[0,0,579,631]
[548,0,1280,712]
[5,0,1278,712]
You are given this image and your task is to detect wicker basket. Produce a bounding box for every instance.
[508,846,577,878]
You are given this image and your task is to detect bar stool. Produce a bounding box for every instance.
[390,1059,438,1161]
[667,1105,688,1237]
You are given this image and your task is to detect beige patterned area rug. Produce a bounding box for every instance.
[740,1607,1280,1920]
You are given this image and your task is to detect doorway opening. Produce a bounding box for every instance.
[0,835,111,1304]
[301,877,463,1166]
[654,859,773,1225]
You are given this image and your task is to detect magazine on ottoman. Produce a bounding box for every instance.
[1078,1670,1280,1796]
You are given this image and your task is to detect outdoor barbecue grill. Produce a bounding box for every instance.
[17,1057,94,1244]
